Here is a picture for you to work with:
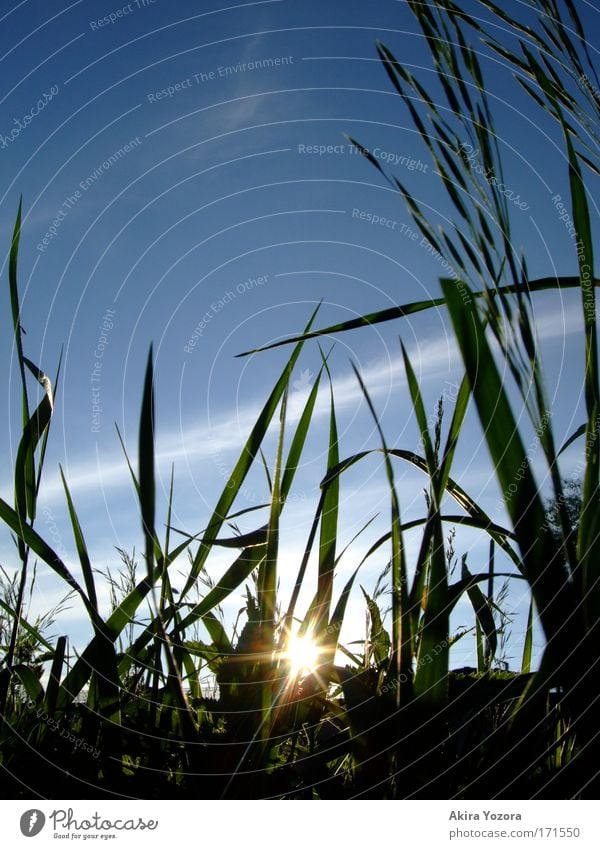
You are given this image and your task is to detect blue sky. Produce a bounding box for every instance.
[1,0,598,672]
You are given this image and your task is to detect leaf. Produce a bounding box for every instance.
[238,277,596,356]
[402,347,449,705]
[521,596,534,675]
[13,663,45,705]
[561,123,600,620]
[0,496,102,630]
[258,387,287,658]
[178,548,263,632]
[182,305,321,599]
[281,361,325,502]
[0,600,54,654]
[557,423,586,457]
[316,359,339,633]
[56,534,191,709]
[60,467,98,613]
[139,347,156,576]
[351,364,412,705]
[462,556,497,666]
[202,526,268,548]
[43,635,67,715]
[441,277,583,662]
[361,587,391,667]
[14,392,53,523]
[344,134,394,187]
[323,448,521,569]
[9,199,29,426]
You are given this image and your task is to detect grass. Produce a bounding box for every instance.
[0,0,598,798]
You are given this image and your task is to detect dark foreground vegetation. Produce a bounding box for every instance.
[1,1,599,798]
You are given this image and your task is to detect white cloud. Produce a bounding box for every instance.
[20,295,580,510]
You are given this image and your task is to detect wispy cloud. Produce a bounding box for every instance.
[25,296,582,509]
[32,334,452,505]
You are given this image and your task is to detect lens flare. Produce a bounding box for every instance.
[285,634,320,675]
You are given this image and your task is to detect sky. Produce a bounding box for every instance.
[0,0,598,674]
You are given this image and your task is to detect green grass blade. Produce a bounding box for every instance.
[33,349,62,504]
[258,389,287,653]
[280,491,325,645]
[179,548,263,632]
[557,423,586,457]
[20,358,55,522]
[316,362,339,634]
[324,564,362,658]
[0,599,54,654]
[182,305,321,600]
[401,342,438,480]
[446,571,524,613]
[201,610,234,654]
[280,365,324,503]
[43,634,67,715]
[361,587,391,667]
[139,347,156,577]
[323,448,521,569]
[201,526,268,548]
[560,125,600,619]
[59,466,98,613]
[438,374,471,492]
[14,392,53,523]
[521,596,534,675]
[61,534,192,704]
[13,663,45,705]
[401,343,449,704]
[9,198,29,428]
[441,276,582,660]
[115,424,163,565]
[475,620,485,674]
[462,555,497,668]
[0,496,101,630]
[238,277,595,356]
[239,296,445,356]
[351,364,412,705]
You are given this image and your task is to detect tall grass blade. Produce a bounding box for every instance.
[351,364,412,706]
[59,466,98,613]
[139,346,156,576]
[441,277,582,669]
[316,361,339,634]
[401,344,448,705]
[179,548,264,632]
[521,596,534,675]
[280,363,324,502]
[0,497,102,630]
[8,198,29,428]
[42,634,67,716]
[182,305,320,600]
[239,278,596,356]
[14,391,53,525]
[462,556,497,668]
[562,130,600,619]
[56,536,191,710]
[0,600,54,655]
[13,664,45,706]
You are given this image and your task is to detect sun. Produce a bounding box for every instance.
[285,634,321,675]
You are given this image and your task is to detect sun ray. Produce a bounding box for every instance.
[285,633,321,675]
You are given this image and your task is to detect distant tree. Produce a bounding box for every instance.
[544,478,582,542]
